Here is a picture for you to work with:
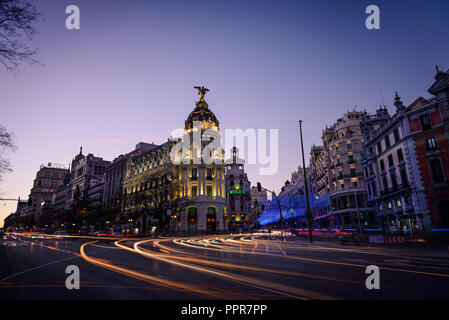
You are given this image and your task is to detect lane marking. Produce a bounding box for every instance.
[277,244,287,255]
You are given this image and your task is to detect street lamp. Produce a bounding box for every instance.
[299,120,313,243]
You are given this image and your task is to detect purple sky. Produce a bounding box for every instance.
[1,0,449,226]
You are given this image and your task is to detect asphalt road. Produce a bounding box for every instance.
[1,232,449,300]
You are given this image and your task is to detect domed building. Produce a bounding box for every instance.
[184,100,220,131]
[178,87,227,234]
[122,87,228,235]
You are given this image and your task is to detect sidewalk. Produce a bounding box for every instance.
[291,234,449,259]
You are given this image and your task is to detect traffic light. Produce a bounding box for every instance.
[257,182,262,192]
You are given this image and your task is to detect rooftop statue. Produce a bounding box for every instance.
[194,86,209,102]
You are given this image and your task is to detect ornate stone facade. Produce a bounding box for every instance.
[122,89,227,235]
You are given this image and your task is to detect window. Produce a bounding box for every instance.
[425,137,437,152]
[430,159,445,183]
[388,154,394,167]
[385,136,391,149]
[380,160,385,172]
[377,142,382,154]
[396,199,402,207]
[336,146,340,153]
[347,143,352,150]
[406,196,413,206]
[341,183,345,190]
[391,172,398,189]
[191,168,198,180]
[383,176,388,191]
[348,155,354,164]
[400,168,408,186]
[420,114,432,130]
[206,186,213,197]
[397,149,404,162]
[352,182,358,188]
[394,128,400,143]
[191,186,198,197]
[206,168,213,180]
[351,168,356,177]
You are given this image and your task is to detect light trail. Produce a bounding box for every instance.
[140,241,363,286]
[80,240,229,299]
[116,239,336,300]
[170,235,449,278]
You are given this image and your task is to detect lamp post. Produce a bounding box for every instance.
[299,120,313,243]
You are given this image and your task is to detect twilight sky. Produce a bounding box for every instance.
[1,0,449,226]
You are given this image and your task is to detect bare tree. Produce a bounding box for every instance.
[0,0,41,70]
[0,124,16,183]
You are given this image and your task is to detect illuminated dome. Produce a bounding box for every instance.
[184,100,220,130]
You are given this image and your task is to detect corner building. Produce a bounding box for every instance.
[122,90,227,235]
[322,111,373,228]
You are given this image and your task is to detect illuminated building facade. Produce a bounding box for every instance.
[225,147,251,232]
[322,110,373,228]
[309,145,331,227]
[28,163,67,228]
[53,168,73,229]
[102,142,157,231]
[122,89,227,235]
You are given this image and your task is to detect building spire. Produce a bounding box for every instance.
[394,91,405,111]
[79,146,83,155]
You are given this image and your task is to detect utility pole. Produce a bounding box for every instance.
[299,120,313,243]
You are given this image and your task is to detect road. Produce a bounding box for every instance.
[1,232,449,300]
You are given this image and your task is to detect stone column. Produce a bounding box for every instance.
[198,167,202,195]
[184,168,188,197]
[203,166,206,195]
[198,204,207,233]
[215,167,219,197]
